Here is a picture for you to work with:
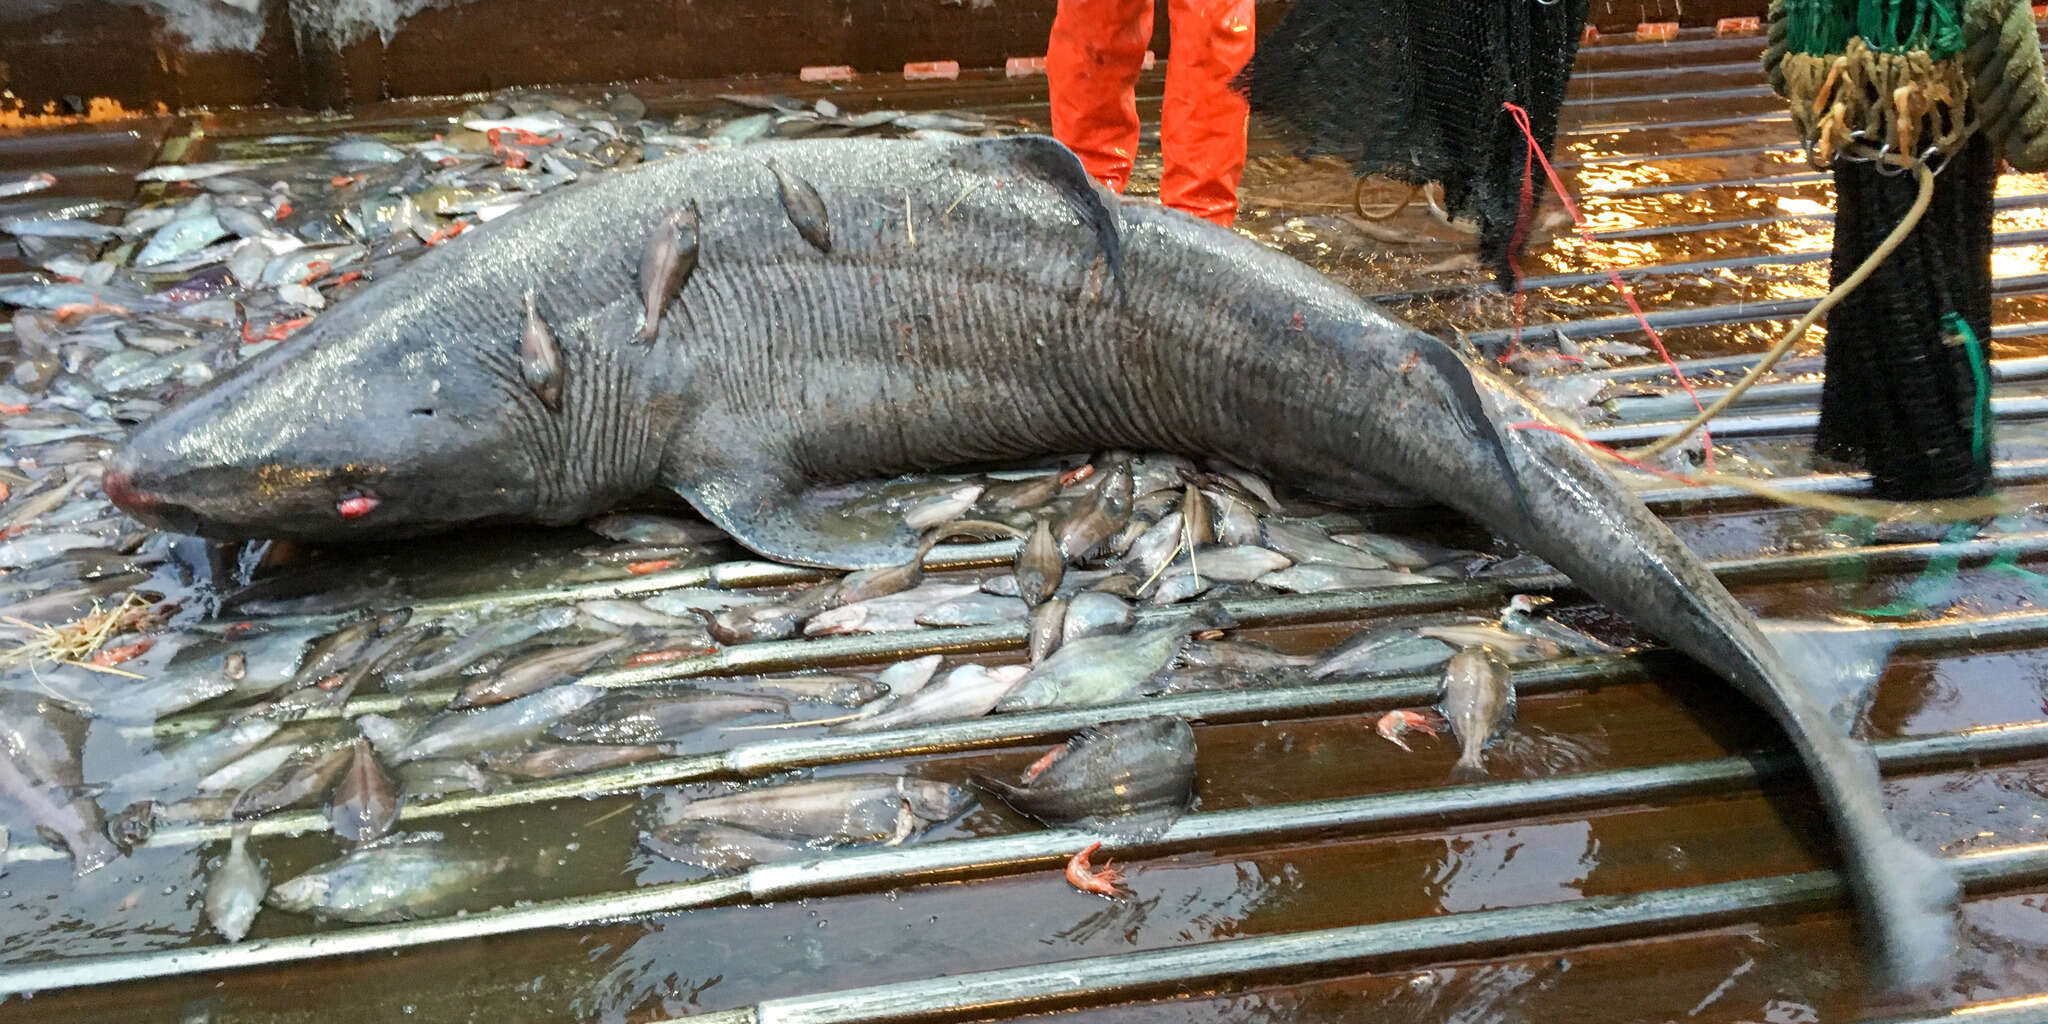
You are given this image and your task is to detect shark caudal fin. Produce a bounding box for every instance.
[1760,617,1957,990]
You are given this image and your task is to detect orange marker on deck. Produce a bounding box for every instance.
[1636,21,1679,41]
[1715,16,1760,34]
[904,60,960,81]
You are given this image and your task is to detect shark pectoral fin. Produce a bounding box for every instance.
[946,135,1122,283]
[665,469,921,571]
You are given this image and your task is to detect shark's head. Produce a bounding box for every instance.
[101,216,679,542]
[106,283,557,542]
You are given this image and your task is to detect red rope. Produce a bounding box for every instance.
[1500,101,1714,470]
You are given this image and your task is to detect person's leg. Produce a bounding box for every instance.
[1048,0,1154,193]
[1160,0,1254,226]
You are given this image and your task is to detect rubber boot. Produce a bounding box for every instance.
[1161,0,1254,226]
[1048,0,1154,194]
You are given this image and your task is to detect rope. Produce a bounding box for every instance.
[1630,157,1941,460]
[1962,0,2048,169]
[1354,180,1423,221]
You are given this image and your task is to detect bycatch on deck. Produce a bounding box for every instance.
[101,134,1953,987]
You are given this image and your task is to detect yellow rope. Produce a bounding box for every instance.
[1354,180,1423,221]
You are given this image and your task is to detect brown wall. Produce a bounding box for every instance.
[0,0,1767,118]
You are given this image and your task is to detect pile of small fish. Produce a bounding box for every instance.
[0,85,1627,944]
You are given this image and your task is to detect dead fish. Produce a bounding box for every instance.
[1211,492,1264,547]
[586,512,724,547]
[802,581,981,636]
[384,607,577,690]
[136,160,266,182]
[1311,627,1458,679]
[1179,639,1316,673]
[1257,564,1437,594]
[641,820,809,871]
[395,684,605,763]
[976,717,1196,839]
[450,635,631,709]
[1180,485,1215,548]
[1179,545,1292,583]
[1027,595,1066,664]
[699,583,839,644]
[205,827,267,942]
[1121,511,1185,583]
[834,664,1029,733]
[520,289,564,411]
[726,674,889,706]
[267,837,507,923]
[915,591,1027,627]
[0,693,117,875]
[577,600,692,630]
[1057,461,1133,560]
[198,743,297,795]
[980,473,1061,511]
[902,483,985,531]
[479,743,664,780]
[285,615,389,692]
[395,759,503,798]
[231,741,354,819]
[547,691,787,744]
[1061,591,1134,645]
[1499,594,1622,655]
[111,717,282,793]
[997,614,1207,712]
[1414,624,1564,662]
[1260,520,1391,570]
[327,738,400,843]
[1324,529,1471,571]
[1440,646,1515,779]
[1014,518,1064,607]
[668,773,971,845]
[636,201,700,342]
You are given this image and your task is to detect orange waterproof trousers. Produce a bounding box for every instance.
[1046,0,1255,227]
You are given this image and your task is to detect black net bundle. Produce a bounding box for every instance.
[1238,0,1593,285]
[1814,134,1996,498]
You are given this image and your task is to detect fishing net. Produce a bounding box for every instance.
[1237,0,1592,285]
[1765,0,2048,499]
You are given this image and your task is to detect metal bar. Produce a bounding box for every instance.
[1559,140,1803,170]
[1605,357,2048,423]
[1630,457,2048,505]
[1595,171,1833,199]
[674,843,2048,1024]
[1586,395,2048,446]
[74,599,2048,869]
[145,528,2048,740]
[1389,227,2048,302]
[9,718,2048,997]
[1592,334,2048,386]
[1465,274,2048,346]
[1563,84,1775,108]
[1567,110,1790,138]
[1584,189,2048,243]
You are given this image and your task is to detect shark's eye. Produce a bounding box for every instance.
[337,492,380,520]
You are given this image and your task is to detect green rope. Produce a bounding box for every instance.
[1943,311,1995,481]
[1785,0,1967,58]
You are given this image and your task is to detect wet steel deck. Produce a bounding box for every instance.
[6,26,2048,1024]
